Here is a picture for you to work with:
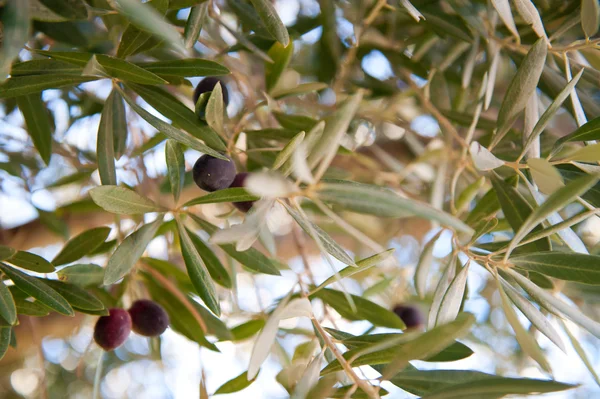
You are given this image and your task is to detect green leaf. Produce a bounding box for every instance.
[104,217,163,285]
[6,251,55,273]
[414,233,441,299]
[186,228,232,288]
[230,319,265,341]
[312,249,395,294]
[506,174,598,256]
[510,252,600,284]
[184,3,208,49]
[0,246,16,262]
[176,219,220,315]
[380,313,475,379]
[10,59,82,76]
[435,263,469,325]
[527,158,564,195]
[322,316,474,376]
[0,0,30,82]
[582,0,600,37]
[129,83,225,151]
[565,143,600,162]
[92,54,167,84]
[165,140,185,203]
[273,112,318,131]
[116,0,169,57]
[249,0,289,46]
[43,280,105,311]
[328,385,388,399]
[52,227,111,266]
[273,131,304,170]
[57,264,105,287]
[500,278,565,351]
[390,369,573,398]
[266,41,293,92]
[497,278,551,372]
[111,0,186,54]
[317,181,474,235]
[37,0,88,20]
[0,280,17,325]
[0,328,11,361]
[89,185,163,215]
[137,59,230,77]
[190,215,281,276]
[271,82,329,99]
[16,93,53,165]
[308,92,362,171]
[184,188,259,207]
[312,288,405,329]
[205,82,226,137]
[422,376,573,398]
[490,176,549,252]
[521,70,584,158]
[0,75,97,99]
[97,91,120,185]
[506,268,600,339]
[14,295,51,316]
[0,263,73,316]
[214,371,256,395]
[492,38,547,147]
[116,85,227,158]
[282,202,356,266]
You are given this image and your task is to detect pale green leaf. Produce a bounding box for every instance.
[317,181,474,235]
[582,0,600,37]
[90,185,163,215]
[527,158,564,195]
[7,251,55,273]
[184,188,259,207]
[0,0,30,82]
[266,41,293,93]
[104,217,163,285]
[97,91,120,185]
[165,140,185,203]
[205,82,225,137]
[184,3,208,49]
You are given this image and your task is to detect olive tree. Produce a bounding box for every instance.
[1,0,600,397]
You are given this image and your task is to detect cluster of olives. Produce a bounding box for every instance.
[192,78,254,212]
[393,304,423,329]
[94,300,169,351]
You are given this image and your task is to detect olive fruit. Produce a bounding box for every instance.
[193,77,229,106]
[193,154,236,192]
[392,304,423,329]
[94,308,132,351]
[128,299,170,337]
[229,172,254,212]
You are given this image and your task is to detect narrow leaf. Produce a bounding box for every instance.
[266,41,293,92]
[43,280,105,311]
[186,228,232,288]
[0,0,30,82]
[90,185,163,215]
[249,0,289,46]
[116,85,227,158]
[214,371,256,395]
[0,263,73,316]
[0,75,96,99]
[104,217,163,285]
[57,264,105,287]
[97,91,119,185]
[184,188,259,207]
[165,140,185,203]
[16,93,52,165]
[436,263,469,325]
[205,82,225,137]
[111,0,186,53]
[176,219,220,315]
[493,38,548,146]
[497,279,551,372]
[184,3,208,49]
[7,251,55,273]
[317,181,474,235]
[0,280,17,325]
[52,227,111,266]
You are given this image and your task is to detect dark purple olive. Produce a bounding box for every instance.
[193,154,236,192]
[229,172,254,212]
[94,308,132,351]
[193,77,229,106]
[392,304,423,329]
[128,299,170,337]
